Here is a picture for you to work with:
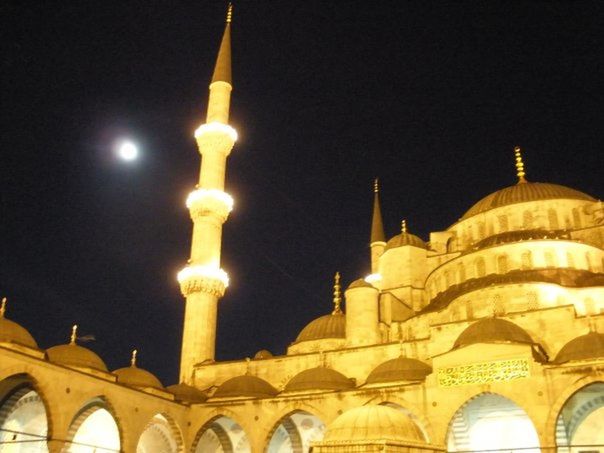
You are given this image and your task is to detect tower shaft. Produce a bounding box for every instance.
[178,18,235,384]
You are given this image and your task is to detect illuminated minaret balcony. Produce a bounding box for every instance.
[177,265,229,298]
[186,188,234,223]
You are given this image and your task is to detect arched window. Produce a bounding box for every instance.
[566,252,575,269]
[585,252,594,271]
[548,209,559,230]
[572,208,582,228]
[478,222,486,239]
[497,255,509,274]
[544,250,556,268]
[521,251,533,269]
[523,211,533,229]
[475,258,486,278]
[498,215,509,233]
[457,262,466,283]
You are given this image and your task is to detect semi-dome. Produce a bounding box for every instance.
[347,278,373,290]
[454,318,534,349]
[295,313,345,343]
[213,375,278,399]
[284,366,354,392]
[554,332,604,364]
[321,405,425,445]
[167,383,208,403]
[385,232,428,251]
[460,182,595,221]
[0,317,38,349]
[366,357,432,384]
[114,362,163,389]
[47,343,108,372]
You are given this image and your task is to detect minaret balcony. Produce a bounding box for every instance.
[186,188,233,222]
[194,122,238,156]
[177,265,229,297]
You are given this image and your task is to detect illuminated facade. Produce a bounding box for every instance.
[1,7,603,453]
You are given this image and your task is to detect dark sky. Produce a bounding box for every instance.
[2,1,603,385]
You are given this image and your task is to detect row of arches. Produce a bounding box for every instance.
[0,374,181,452]
[1,375,602,452]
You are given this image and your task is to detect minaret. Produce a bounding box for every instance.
[370,178,386,274]
[177,4,237,384]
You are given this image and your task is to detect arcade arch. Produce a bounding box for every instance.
[555,382,604,452]
[0,374,48,452]
[446,392,540,452]
[64,397,120,452]
[137,413,183,453]
[193,415,250,452]
[265,410,325,453]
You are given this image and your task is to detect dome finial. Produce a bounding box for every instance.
[332,272,342,314]
[245,357,251,375]
[373,178,379,193]
[514,146,527,183]
[0,297,6,318]
[70,325,78,345]
[401,219,407,234]
[399,339,405,357]
[226,2,233,24]
[131,349,138,367]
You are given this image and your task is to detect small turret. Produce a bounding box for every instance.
[370,178,386,274]
[345,278,380,347]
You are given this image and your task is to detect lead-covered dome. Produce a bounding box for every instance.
[554,332,604,364]
[284,367,354,392]
[167,383,208,403]
[0,317,38,349]
[366,357,432,384]
[213,375,278,399]
[321,405,425,445]
[114,365,163,389]
[295,313,345,343]
[461,182,595,221]
[385,232,428,251]
[454,318,534,349]
[47,343,108,372]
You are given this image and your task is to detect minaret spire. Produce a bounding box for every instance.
[370,178,386,274]
[178,6,239,384]
[514,146,527,184]
[332,272,342,315]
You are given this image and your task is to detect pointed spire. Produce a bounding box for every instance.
[370,178,386,244]
[401,219,407,234]
[131,349,138,367]
[0,297,6,318]
[211,3,233,85]
[332,272,342,314]
[514,146,527,184]
[70,325,78,345]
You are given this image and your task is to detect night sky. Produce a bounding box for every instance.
[2,2,603,385]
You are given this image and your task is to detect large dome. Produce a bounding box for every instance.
[47,343,108,372]
[366,357,432,384]
[460,182,595,221]
[295,313,345,343]
[0,317,38,349]
[213,375,278,399]
[321,405,425,445]
[284,367,354,392]
[454,318,534,349]
[554,332,604,364]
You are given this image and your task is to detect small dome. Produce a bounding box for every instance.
[347,278,373,290]
[254,349,273,359]
[461,182,595,221]
[295,313,345,343]
[555,332,604,364]
[47,343,108,372]
[0,317,38,349]
[322,405,425,444]
[385,232,427,251]
[366,357,432,384]
[213,375,278,399]
[114,365,163,389]
[167,383,208,403]
[284,367,354,392]
[454,318,534,349]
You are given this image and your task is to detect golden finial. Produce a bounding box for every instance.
[373,178,379,194]
[0,297,6,318]
[245,357,251,374]
[131,349,138,367]
[514,146,527,183]
[70,325,78,345]
[332,272,342,314]
[401,219,407,234]
[226,2,233,24]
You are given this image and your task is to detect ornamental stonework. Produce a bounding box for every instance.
[189,197,231,223]
[179,275,226,298]
[437,358,530,387]
[196,133,235,156]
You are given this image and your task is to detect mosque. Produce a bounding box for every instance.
[1,5,603,453]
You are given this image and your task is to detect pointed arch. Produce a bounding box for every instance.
[63,396,121,452]
[192,414,250,453]
[137,412,184,453]
[265,410,325,453]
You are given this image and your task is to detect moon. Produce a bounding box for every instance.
[117,141,139,161]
